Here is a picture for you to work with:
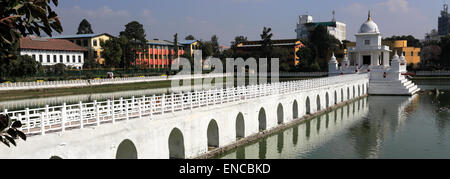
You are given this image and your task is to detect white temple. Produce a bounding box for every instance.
[329,12,420,96]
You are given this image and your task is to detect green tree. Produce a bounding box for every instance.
[309,25,341,69]
[120,21,147,68]
[102,37,125,68]
[211,35,220,57]
[0,114,26,147]
[0,0,62,80]
[53,63,66,76]
[199,40,213,59]
[77,19,94,34]
[167,33,178,76]
[440,35,450,68]
[185,35,195,40]
[260,27,273,58]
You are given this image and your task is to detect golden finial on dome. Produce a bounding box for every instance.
[368,11,372,21]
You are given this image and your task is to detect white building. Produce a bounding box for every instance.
[329,12,420,96]
[295,13,347,42]
[19,37,86,69]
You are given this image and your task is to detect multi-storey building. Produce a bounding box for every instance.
[19,36,87,69]
[135,39,186,69]
[235,39,305,65]
[52,33,114,65]
[439,3,450,36]
[295,13,347,42]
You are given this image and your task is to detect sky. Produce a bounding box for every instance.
[53,0,446,45]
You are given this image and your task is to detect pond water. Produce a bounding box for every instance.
[214,80,450,159]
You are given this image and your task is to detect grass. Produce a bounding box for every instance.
[0,76,316,102]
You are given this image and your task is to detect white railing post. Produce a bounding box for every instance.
[40,112,45,135]
[119,97,124,117]
[180,92,184,111]
[125,100,129,121]
[95,101,100,126]
[25,108,30,133]
[138,98,142,119]
[189,92,193,109]
[171,93,175,113]
[151,95,155,117]
[45,105,49,124]
[111,99,115,124]
[161,94,166,115]
[79,101,84,129]
[61,103,66,132]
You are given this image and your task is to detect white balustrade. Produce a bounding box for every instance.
[2,73,369,137]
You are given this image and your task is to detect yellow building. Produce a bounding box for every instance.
[52,33,114,64]
[384,40,421,66]
[179,40,200,57]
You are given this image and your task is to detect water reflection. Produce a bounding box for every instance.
[216,94,425,159]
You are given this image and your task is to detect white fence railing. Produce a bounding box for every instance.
[0,73,231,91]
[2,73,369,137]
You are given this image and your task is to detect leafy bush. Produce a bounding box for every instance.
[0,114,26,147]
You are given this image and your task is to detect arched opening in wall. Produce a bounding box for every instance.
[325,93,330,108]
[207,119,220,149]
[258,108,267,131]
[50,156,62,159]
[116,139,138,159]
[334,91,338,105]
[236,113,245,139]
[305,97,311,115]
[293,100,299,119]
[316,95,321,111]
[277,103,284,124]
[168,128,185,159]
[341,89,344,103]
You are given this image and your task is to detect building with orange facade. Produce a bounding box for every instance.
[236,39,305,65]
[135,39,185,69]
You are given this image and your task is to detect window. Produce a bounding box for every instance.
[78,56,81,63]
[32,54,36,60]
[73,55,76,63]
[411,52,414,56]
[60,55,63,63]
[47,55,50,63]
[364,40,370,45]
[53,55,57,63]
[403,51,406,56]
[418,52,421,57]
[39,55,43,63]
[93,40,98,46]
[83,40,88,47]
[67,55,70,63]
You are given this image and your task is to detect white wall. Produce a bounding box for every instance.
[0,77,369,159]
[20,49,84,69]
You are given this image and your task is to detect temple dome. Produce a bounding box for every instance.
[359,12,380,34]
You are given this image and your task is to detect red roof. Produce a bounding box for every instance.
[20,37,87,52]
